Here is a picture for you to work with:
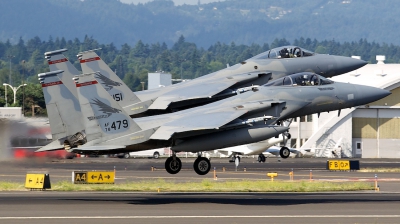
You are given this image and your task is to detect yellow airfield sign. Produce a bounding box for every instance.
[328,160,350,171]
[73,171,115,184]
[25,173,51,190]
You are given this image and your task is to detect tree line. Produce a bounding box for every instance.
[1,35,400,116]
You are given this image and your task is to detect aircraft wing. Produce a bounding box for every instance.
[150,109,249,140]
[149,79,237,110]
[148,72,271,110]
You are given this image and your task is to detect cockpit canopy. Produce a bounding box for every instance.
[264,72,334,87]
[250,46,315,60]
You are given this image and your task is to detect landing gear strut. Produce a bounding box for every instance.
[229,154,241,163]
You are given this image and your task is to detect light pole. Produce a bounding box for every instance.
[22,60,26,116]
[140,82,145,91]
[7,55,14,86]
[3,84,7,107]
[3,83,27,106]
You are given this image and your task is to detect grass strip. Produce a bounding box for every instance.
[0,179,374,192]
[359,168,400,173]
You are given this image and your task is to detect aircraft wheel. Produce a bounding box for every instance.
[124,153,130,159]
[193,157,211,175]
[280,147,290,159]
[153,152,160,159]
[258,154,266,163]
[165,157,182,174]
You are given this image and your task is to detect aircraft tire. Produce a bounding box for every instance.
[193,157,211,175]
[124,153,130,159]
[258,154,266,163]
[280,147,290,159]
[153,152,160,159]
[165,157,182,174]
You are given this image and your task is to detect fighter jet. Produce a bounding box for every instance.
[47,46,366,117]
[41,47,365,151]
[37,71,288,175]
[217,134,286,162]
[37,70,389,175]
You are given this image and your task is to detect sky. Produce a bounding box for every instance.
[119,0,225,5]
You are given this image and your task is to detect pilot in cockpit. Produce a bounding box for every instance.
[279,48,290,58]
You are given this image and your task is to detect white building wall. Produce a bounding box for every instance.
[148,72,172,89]
[315,112,352,157]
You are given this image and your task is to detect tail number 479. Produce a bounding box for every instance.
[105,119,129,132]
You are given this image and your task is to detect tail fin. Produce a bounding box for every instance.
[38,70,84,141]
[74,73,142,141]
[77,49,142,110]
[44,49,81,99]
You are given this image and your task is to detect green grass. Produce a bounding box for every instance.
[0,182,25,191]
[359,168,400,173]
[0,179,374,192]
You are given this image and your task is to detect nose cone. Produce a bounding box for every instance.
[356,85,391,106]
[334,56,367,75]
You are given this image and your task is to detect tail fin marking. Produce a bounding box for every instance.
[74,73,142,139]
[78,50,142,109]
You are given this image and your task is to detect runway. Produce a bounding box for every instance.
[0,192,399,224]
[1,157,400,223]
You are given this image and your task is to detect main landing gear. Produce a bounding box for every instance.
[165,152,211,175]
[193,156,211,175]
[280,146,290,159]
[165,155,182,174]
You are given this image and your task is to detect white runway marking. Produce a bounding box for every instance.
[0,215,399,219]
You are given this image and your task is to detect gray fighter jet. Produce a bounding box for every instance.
[45,46,366,118]
[41,47,366,151]
[37,70,389,175]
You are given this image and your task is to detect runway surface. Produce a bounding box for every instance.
[0,192,399,224]
[1,157,400,223]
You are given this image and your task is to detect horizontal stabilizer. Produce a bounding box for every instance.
[70,145,126,154]
[35,140,65,152]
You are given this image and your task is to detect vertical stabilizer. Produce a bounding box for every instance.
[44,49,81,99]
[74,73,142,142]
[38,70,84,141]
[77,49,142,109]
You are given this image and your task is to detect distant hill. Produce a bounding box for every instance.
[1,0,399,48]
